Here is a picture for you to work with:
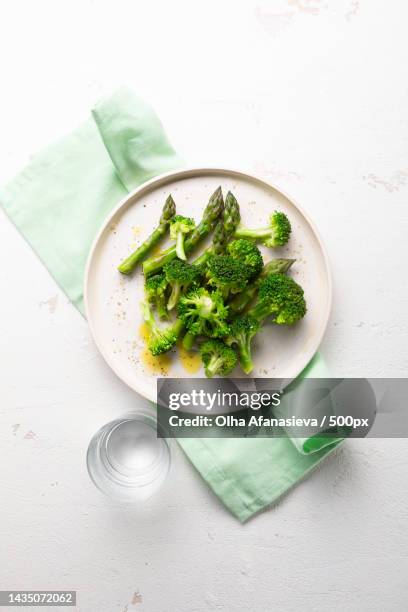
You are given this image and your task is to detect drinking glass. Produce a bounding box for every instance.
[87,412,170,502]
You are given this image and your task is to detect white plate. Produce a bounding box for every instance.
[85,168,332,402]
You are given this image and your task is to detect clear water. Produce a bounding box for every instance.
[87,413,170,502]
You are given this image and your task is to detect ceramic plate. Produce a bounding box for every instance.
[84,168,332,402]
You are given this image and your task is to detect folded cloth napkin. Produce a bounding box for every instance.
[0,88,342,521]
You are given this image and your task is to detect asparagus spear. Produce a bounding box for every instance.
[143,187,224,276]
[193,191,241,266]
[228,258,296,314]
[118,195,176,275]
[222,191,242,241]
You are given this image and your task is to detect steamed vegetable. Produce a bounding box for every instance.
[170,215,195,260]
[142,301,184,356]
[226,274,306,374]
[249,273,306,325]
[200,339,238,378]
[178,288,230,350]
[227,239,263,279]
[145,273,169,320]
[235,210,291,248]
[225,314,260,374]
[206,254,251,299]
[163,258,201,311]
[193,191,241,266]
[118,195,176,274]
[228,258,296,314]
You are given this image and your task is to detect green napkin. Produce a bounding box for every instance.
[0,88,341,521]
[0,88,182,314]
[178,355,342,521]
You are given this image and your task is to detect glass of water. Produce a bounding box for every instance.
[87,412,170,502]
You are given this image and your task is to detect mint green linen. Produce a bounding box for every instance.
[0,88,182,313]
[178,354,342,521]
[0,88,341,521]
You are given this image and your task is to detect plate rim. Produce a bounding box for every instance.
[84,166,333,401]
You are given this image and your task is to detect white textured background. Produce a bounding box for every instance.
[1,1,407,611]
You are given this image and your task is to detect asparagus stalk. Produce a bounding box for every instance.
[182,330,196,351]
[143,187,224,276]
[118,195,176,275]
[228,258,296,314]
[192,191,241,267]
[191,220,223,268]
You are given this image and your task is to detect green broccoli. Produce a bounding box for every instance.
[228,258,296,314]
[249,273,306,325]
[200,339,238,378]
[142,301,184,356]
[206,254,251,299]
[163,258,201,311]
[145,273,169,320]
[235,211,291,248]
[170,215,196,260]
[225,314,260,374]
[178,288,230,350]
[227,239,263,279]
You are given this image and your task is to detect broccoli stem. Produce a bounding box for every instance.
[237,337,253,374]
[182,331,196,351]
[143,187,224,276]
[206,355,224,378]
[118,195,176,275]
[142,300,155,327]
[248,301,270,323]
[229,258,296,314]
[157,301,169,320]
[235,228,270,239]
[167,283,181,311]
[175,231,187,260]
[228,287,256,314]
[192,247,213,267]
[170,318,185,338]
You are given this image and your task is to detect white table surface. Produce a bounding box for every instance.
[1,1,407,611]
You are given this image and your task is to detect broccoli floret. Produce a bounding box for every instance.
[228,258,296,315]
[200,339,238,378]
[142,301,184,355]
[206,254,251,299]
[227,239,263,279]
[163,258,201,311]
[235,210,291,248]
[170,214,196,260]
[178,288,230,347]
[226,315,260,374]
[249,273,306,325]
[145,273,169,320]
